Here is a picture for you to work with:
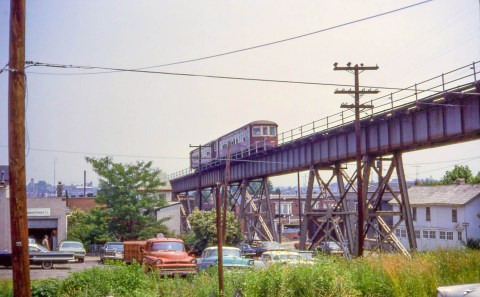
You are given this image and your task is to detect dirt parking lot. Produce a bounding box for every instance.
[0,256,101,280]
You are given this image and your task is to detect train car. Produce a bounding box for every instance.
[190,120,278,169]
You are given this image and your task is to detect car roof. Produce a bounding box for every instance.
[263,251,299,256]
[60,241,83,244]
[204,246,240,251]
[147,238,183,243]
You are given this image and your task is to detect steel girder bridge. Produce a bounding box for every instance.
[169,62,480,257]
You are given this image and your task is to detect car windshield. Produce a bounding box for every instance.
[151,242,185,252]
[61,242,83,249]
[106,244,124,250]
[273,253,300,260]
[204,248,241,258]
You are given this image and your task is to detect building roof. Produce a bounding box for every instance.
[389,184,480,206]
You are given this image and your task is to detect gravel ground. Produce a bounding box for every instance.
[0,256,101,280]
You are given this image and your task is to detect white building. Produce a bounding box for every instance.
[390,183,480,251]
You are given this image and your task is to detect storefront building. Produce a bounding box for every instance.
[0,185,68,251]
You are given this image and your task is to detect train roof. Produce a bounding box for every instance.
[249,120,278,126]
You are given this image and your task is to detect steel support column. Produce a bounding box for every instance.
[395,152,417,251]
[239,178,276,242]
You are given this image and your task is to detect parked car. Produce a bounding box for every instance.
[100,242,124,263]
[197,247,254,272]
[239,243,256,258]
[250,241,285,257]
[0,243,74,269]
[317,241,344,255]
[260,251,312,267]
[58,241,86,263]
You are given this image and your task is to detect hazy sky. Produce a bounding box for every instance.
[0,0,479,187]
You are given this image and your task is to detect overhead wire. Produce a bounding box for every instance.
[25,0,434,76]
[28,61,456,94]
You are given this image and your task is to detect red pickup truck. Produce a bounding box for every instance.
[124,238,197,276]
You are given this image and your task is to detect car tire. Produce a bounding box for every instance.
[79,258,84,263]
[41,261,53,270]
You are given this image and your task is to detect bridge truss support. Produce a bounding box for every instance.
[299,151,416,257]
[231,178,277,242]
[177,178,278,243]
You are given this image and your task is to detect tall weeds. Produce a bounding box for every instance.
[0,249,478,297]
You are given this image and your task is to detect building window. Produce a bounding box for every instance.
[439,231,446,240]
[412,207,417,221]
[426,207,431,222]
[452,209,457,223]
[423,230,429,238]
[401,229,406,238]
[282,204,291,215]
[429,230,436,239]
[458,231,462,241]
[446,232,453,240]
[415,230,420,238]
[395,229,401,237]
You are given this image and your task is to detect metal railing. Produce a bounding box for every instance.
[169,61,479,181]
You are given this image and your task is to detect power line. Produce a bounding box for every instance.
[23,1,434,75]
[27,61,451,94]
[121,0,435,70]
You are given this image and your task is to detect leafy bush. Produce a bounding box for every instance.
[31,279,61,297]
[0,281,12,297]
[467,238,480,250]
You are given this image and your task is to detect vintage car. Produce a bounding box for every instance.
[100,242,124,263]
[124,238,197,276]
[260,251,313,267]
[197,247,254,272]
[250,241,285,257]
[238,243,256,258]
[58,241,86,262]
[0,243,75,269]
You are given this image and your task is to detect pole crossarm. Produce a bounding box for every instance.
[333,62,379,257]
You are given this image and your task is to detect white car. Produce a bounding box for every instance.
[261,251,313,267]
[58,241,86,263]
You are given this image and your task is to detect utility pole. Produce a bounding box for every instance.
[215,183,224,296]
[190,144,203,210]
[8,0,31,295]
[334,62,379,257]
[222,143,231,244]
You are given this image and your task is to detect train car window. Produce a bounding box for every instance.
[269,126,276,136]
[253,127,261,136]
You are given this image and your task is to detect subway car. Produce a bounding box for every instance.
[190,120,278,169]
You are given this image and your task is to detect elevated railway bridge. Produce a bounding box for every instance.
[169,62,480,257]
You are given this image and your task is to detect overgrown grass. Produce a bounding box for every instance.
[1,249,479,297]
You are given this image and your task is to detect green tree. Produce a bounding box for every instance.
[472,172,480,184]
[86,156,171,241]
[66,208,110,246]
[441,165,474,184]
[187,208,242,252]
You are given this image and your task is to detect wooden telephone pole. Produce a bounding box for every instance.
[8,0,32,295]
[334,63,379,257]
